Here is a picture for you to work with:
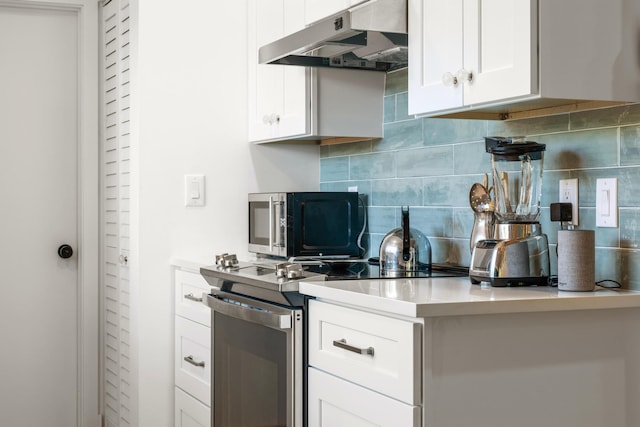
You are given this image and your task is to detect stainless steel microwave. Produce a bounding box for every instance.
[248,192,360,258]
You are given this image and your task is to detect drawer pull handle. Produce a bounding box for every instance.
[183,355,205,368]
[333,339,374,356]
[184,293,203,302]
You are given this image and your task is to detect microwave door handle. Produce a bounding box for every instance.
[268,196,274,252]
[271,197,284,249]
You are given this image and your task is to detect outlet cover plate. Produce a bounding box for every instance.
[559,178,579,226]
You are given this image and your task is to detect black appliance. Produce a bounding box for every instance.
[248,192,361,259]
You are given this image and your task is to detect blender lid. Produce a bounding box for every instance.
[485,136,545,160]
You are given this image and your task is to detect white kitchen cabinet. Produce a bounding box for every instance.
[175,316,211,405]
[175,269,211,327]
[248,0,385,143]
[409,0,640,119]
[409,0,535,114]
[304,0,369,25]
[175,388,210,427]
[308,299,421,404]
[308,368,421,427]
[301,277,640,427]
[307,299,422,426]
[173,265,211,427]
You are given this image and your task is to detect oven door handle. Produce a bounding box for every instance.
[205,291,293,330]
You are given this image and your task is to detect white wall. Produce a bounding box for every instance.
[132,1,319,425]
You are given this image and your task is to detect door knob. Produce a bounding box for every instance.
[58,244,73,259]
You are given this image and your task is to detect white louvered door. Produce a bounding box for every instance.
[101,1,134,426]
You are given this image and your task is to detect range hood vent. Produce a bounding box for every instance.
[259,0,408,72]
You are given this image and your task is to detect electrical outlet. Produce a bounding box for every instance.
[559,178,579,226]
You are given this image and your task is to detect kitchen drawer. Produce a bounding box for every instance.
[175,316,211,405]
[308,299,421,405]
[175,387,210,427]
[175,269,211,326]
[308,367,421,427]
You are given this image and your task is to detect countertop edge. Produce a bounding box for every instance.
[299,279,640,318]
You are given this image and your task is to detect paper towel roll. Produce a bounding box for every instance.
[557,230,595,291]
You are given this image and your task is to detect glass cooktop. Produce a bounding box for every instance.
[303,259,468,280]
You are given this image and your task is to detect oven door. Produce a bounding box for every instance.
[205,288,303,427]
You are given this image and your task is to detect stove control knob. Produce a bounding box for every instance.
[286,264,304,280]
[215,253,229,266]
[275,262,290,279]
[222,254,239,268]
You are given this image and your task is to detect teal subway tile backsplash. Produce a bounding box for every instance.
[397,146,453,177]
[621,125,640,166]
[569,104,640,130]
[620,209,640,249]
[423,118,487,146]
[383,95,395,123]
[374,120,423,151]
[319,69,640,289]
[423,175,477,207]
[453,141,492,175]
[372,178,423,206]
[537,129,619,170]
[350,152,396,180]
[320,157,349,182]
[487,113,569,136]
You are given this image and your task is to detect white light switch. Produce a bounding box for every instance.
[184,175,205,207]
[596,178,617,227]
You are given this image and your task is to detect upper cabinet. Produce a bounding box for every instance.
[304,0,370,25]
[248,0,385,144]
[409,0,640,120]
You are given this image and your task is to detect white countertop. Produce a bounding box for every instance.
[299,277,640,318]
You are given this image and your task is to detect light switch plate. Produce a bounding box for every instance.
[184,175,205,207]
[559,178,579,226]
[596,178,617,227]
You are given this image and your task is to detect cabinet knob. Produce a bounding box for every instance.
[457,68,474,84]
[442,71,458,87]
[263,113,281,125]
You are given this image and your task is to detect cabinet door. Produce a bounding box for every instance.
[308,299,421,404]
[462,0,538,105]
[308,368,421,427]
[248,0,309,142]
[175,388,210,427]
[175,317,211,405]
[304,0,369,25]
[408,0,464,115]
[174,269,210,327]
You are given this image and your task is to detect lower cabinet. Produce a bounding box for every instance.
[175,316,211,405]
[308,368,420,427]
[307,299,422,427]
[173,264,212,427]
[175,388,210,427]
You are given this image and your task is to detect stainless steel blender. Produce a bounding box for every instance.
[469,137,550,286]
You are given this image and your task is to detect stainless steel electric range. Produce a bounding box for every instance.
[200,254,467,427]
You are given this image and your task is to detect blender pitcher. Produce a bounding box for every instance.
[486,136,546,223]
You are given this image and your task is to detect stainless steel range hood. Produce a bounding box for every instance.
[259,0,407,72]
